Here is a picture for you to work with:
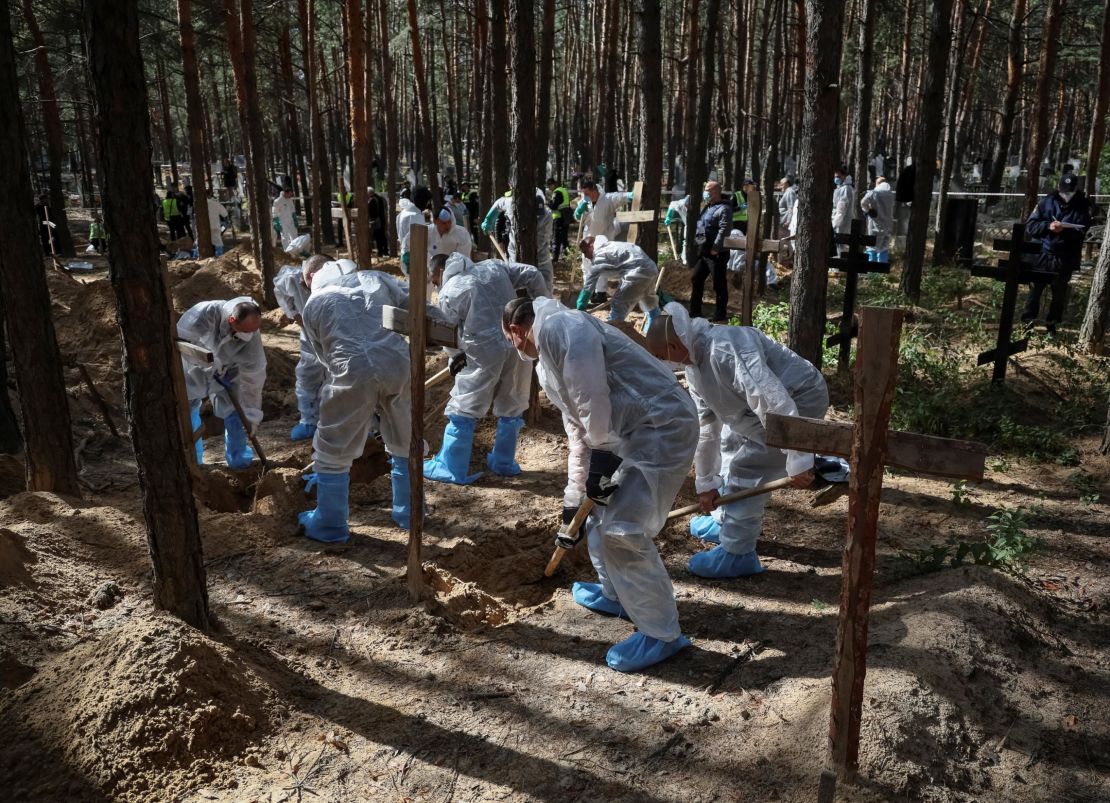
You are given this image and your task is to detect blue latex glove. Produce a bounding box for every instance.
[213,370,232,391]
[401,252,410,270]
[664,208,677,226]
[272,217,282,233]
[480,206,501,234]
[574,199,589,221]
[575,288,592,311]
[626,192,634,202]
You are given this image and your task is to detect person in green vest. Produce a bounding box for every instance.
[88,211,106,254]
[546,177,572,261]
[731,178,756,235]
[162,184,186,241]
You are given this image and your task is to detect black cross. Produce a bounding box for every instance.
[825,218,883,373]
[969,223,1054,384]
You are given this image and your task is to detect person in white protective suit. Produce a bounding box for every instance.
[576,235,661,324]
[645,303,829,578]
[205,193,229,255]
[272,236,356,441]
[272,186,298,248]
[502,295,699,673]
[725,229,778,288]
[177,297,267,469]
[831,166,854,260]
[426,207,473,271]
[395,195,426,275]
[859,176,895,263]
[297,268,415,543]
[423,253,548,484]
[574,179,631,241]
[480,188,555,293]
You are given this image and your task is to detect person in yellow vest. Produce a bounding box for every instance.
[546,177,572,261]
[731,178,756,236]
[162,184,186,241]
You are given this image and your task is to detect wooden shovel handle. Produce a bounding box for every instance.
[666,476,794,521]
[543,499,595,577]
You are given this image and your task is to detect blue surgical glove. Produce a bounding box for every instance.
[481,206,500,234]
[401,252,410,269]
[574,199,589,221]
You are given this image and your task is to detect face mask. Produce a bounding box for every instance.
[234,330,257,342]
[1060,191,1075,202]
[702,191,710,201]
[516,346,536,362]
[833,177,842,186]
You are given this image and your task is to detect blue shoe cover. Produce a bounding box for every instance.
[571,581,627,618]
[223,412,255,469]
[689,515,721,543]
[290,421,317,441]
[390,456,412,529]
[189,400,204,464]
[688,546,765,579]
[214,245,224,257]
[486,416,524,476]
[642,306,661,333]
[423,415,482,485]
[298,471,350,543]
[303,472,318,493]
[606,632,692,673]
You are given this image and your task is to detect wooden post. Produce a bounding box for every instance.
[336,174,353,259]
[825,218,881,374]
[406,224,428,600]
[626,180,645,243]
[828,306,903,780]
[741,186,762,326]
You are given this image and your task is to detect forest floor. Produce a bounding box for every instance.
[0,230,1108,803]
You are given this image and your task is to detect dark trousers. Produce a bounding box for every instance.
[690,250,729,320]
[552,215,569,261]
[372,222,389,256]
[168,215,187,240]
[1022,254,1075,326]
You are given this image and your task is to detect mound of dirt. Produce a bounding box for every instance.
[171,245,264,311]
[0,528,36,589]
[48,272,124,404]
[0,613,275,801]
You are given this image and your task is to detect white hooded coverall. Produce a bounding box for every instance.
[531,297,698,641]
[426,220,473,270]
[831,177,854,236]
[860,181,895,254]
[582,236,659,320]
[490,190,555,293]
[272,194,298,248]
[395,198,426,272]
[301,272,412,472]
[274,265,326,426]
[437,254,548,420]
[665,302,828,556]
[177,297,267,428]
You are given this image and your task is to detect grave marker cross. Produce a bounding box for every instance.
[826,218,883,373]
[764,307,987,787]
[722,187,781,326]
[969,223,1054,383]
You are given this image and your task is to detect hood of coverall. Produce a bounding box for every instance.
[440,252,475,286]
[311,259,359,291]
[664,301,711,362]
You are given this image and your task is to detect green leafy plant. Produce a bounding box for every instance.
[907,504,1041,573]
[950,479,974,507]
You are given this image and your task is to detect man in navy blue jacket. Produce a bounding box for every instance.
[1022,173,1092,332]
[691,181,733,321]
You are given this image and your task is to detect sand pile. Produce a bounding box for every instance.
[171,244,264,311]
[48,272,124,405]
[0,613,276,801]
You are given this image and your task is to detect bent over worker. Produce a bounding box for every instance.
[577,235,660,325]
[480,188,555,293]
[178,297,267,469]
[503,296,698,673]
[646,303,828,578]
[424,253,549,485]
[298,270,414,543]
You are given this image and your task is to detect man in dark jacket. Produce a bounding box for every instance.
[1022,173,1092,332]
[691,180,732,321]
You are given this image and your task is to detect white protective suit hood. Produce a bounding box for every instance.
[875,181,891,193]
[664,301,710,362]
[440,252,474,285]
[398,197,421,215]
[284,233,312,258]
[311,258,359,291]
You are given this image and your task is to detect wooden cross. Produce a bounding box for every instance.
[763,307,987,787]
[722,187,781,326]
[381,306,458,348]
[405,224,429,600]
[825,218,883,373]
[615,180,657,243]
[969,223,1054,384]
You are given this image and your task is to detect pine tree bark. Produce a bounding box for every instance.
[490,0,511,195]
[0,0,80,494]
[1085,0,1110,189]
[536,0,557,182]
[279,22,309,232]
[508,0,537,264]
[1078,220,1110,353]
[895,0,915,173]
[346,0,371,264]
[408,0,441,206]
[156,55,179,186]
[20,0,75,257]
[934,0,972,261]
[0,307,24,454]
[179,0,213,258]
[682,0,703,268]
[299,0,334,248]
[1022,0,1066,218]
[986,0,1027,195]
[86,0,210,629]
[851,0,876,201]
[899,0,954,302]
[635,0,663,261]
[378,0,399,254]
[1101,392,1110,455]
[789,0,846,366]
[224,0,276,306]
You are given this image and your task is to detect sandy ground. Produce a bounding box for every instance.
[0,235,1107,802]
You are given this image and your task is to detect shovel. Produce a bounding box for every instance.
[541,500,595,578]
[214,372,271,474]
[665,476,794,520]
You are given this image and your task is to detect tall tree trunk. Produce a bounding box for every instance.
[436,0,464,181]
[179,0,213,258]
[682,0,703,269]
[377,0,399,253]
[789,0,846,366]
[636,0,663,261]
[986,0,1027,195]
[1022,0,1066,217]
[1079,221,1110,353]
[476,0,494,243]
[407,0,441,206]
[20,0,75,257]
[299,0,333,249]
[86,0,210,629]
[0,309,23,454]
[933,0,972,262]
[1085,0,1110,189]
[508,0,536,264]
[536,0,557,183]
[279,22,309,230]
[490,0,511,194]
[852,0,876,200]
[156,55,179,186]
[952,0,992,171]
[0,0,80,494]
[346,0,371,264]
[899,0,954,301]
[224,0,277,306]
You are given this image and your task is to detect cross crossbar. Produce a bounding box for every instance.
[382,305,459,348]
[970,223,1036,383]
[826,219,885,372]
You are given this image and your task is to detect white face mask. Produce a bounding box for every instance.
[516,346,536,362]
[1060,191,1075,202]
[702,191,710,201]
[234,330,257,342]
